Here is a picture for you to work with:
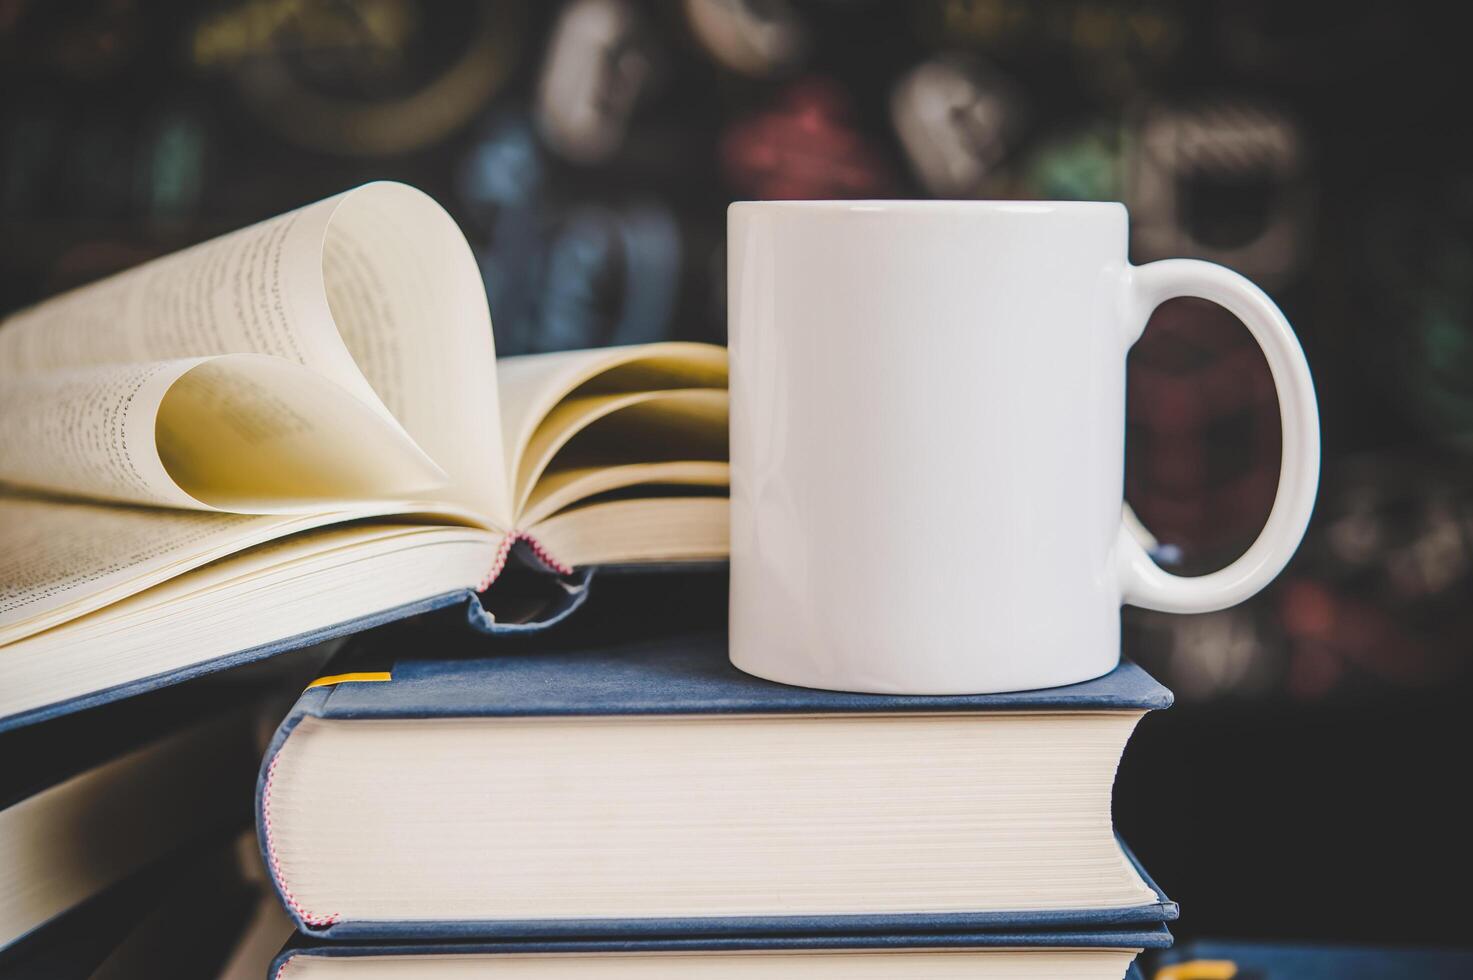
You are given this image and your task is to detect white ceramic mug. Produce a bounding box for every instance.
[728,200,1319,694]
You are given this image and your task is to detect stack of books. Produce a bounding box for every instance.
[0,661,308,976]
[254,619,1175,978]
[0,184,1176,977]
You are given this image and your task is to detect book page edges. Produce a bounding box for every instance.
[526,497,728,570]
[511,388,728,516]
[497,343,727,499]
[0,496,490,644]
[265,711,1150,924]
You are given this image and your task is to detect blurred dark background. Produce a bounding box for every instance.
[3,0,1471,947]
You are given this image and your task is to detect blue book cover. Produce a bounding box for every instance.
[267,628,1172,720]
[2,561,733,734]
[0,568,594,734]
[257,631,1176,941]
[270,924,1171,977]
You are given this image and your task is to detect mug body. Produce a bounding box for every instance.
[728,200,1130,694]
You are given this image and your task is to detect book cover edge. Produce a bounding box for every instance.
[269,923,1172,974]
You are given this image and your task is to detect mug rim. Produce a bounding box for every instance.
[729,199,1125,215]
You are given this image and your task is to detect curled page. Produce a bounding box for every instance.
[513,388,729,516]
[0,359,200,509]
[497,343,729,511]
[0,181,507,524]
[0,354,446,512]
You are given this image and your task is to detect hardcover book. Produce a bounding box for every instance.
[0,691,260,952]
[270,926,1170,979]
[0,837,260,980]
[257,631,1177,939]
[0,181,728,730]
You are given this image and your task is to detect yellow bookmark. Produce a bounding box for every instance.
[305,671,392,690]
[1155,962,1238,980]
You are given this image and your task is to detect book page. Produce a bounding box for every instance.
[496,342,728,519]
[0,493,292,642]
[0,354,446,511]
[0,182,508,523]
[0,491,473,645]
[523,497,731,573]
[513,388,728,516]
[0,196,376,400]
[0,359,202,509]
[318,183,509,524]
[521,461,729,527]
[1,522,497,723]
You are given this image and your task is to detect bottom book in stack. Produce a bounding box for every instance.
[270,929,1167,978]
[256,628,1177,979]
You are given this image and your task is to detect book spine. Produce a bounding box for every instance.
[477,532,572,592]
[256,690,339,936]
[462,567,595,636]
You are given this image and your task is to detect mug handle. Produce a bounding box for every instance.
[1115,259,1320,614]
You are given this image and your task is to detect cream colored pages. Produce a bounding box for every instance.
[496,343,728,526]
[513,388,728,514]
[0,181,508,521]
[529,497,729,567]
[497,343,727,502]
[268,712,1153,922]
[521,462,729,527]
[0,494,441,644]
[279,949,1138,979]
[0,711,254,948]
[0,355,444,511]
[318,183,509,522]
[0,182,510,645]
[0,190,386,402]
[0,522,494,719]
[0,358,203,509]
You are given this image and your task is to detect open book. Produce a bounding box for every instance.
[0,182,728,729]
